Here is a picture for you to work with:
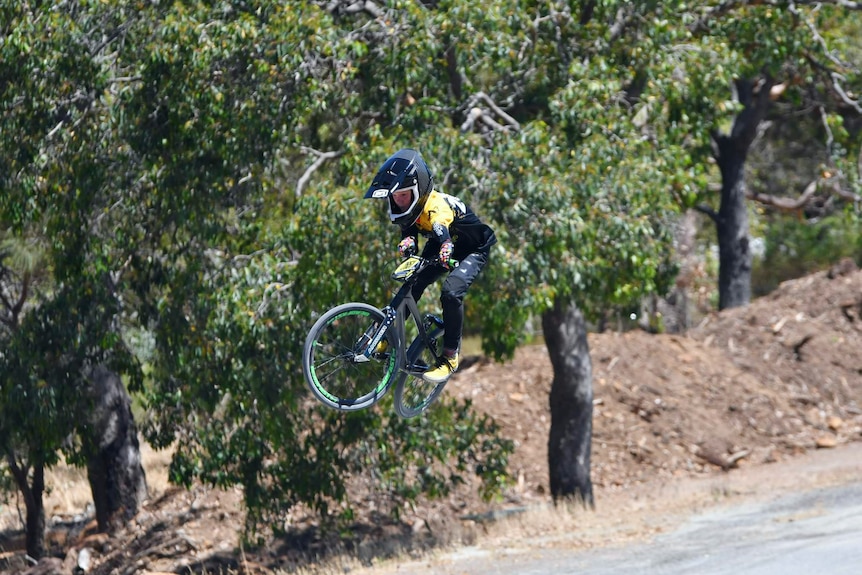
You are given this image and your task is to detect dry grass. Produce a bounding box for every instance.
[0,442,174,533]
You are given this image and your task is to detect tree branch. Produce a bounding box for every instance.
[690,0,741,32]
[819,105,835,155]
[791,0,862,8]
[730,75,775,148]
[694,203,719,222]
[608,6,633,44]
[255,281,294,318]
[745,177,860,210]
[824,178,862,203]
[0,280,14,316]
[444,44,463,101]
[11,271,29,318]
[332,0,383,18]
[746,178,820,210]
[579,0,597,25]
[4,448,32,508]
[692,0,862,33]
[295,148,344,198]
[478,112,510,132]
[829,72,862,114]
[459,92,520,134]
[787,2,862,114]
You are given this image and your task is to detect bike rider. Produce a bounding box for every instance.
[364,149,497,384]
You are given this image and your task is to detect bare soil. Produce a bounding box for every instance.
[4,261,862,575]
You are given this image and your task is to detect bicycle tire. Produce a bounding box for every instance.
[303,302,398,411]
[393,326,447,418]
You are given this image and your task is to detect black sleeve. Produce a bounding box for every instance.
[401,224,418,241]
[431,221,451,245]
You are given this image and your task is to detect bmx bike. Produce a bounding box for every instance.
[302,255,457,418]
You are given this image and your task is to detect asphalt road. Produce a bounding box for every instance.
[511,481,862,575]
[363,444,862,575]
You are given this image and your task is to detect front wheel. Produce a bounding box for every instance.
[393,326,447,418]
[303,303,397,411]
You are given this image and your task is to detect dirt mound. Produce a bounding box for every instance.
[453,261,862,504]
[7,264,862,574]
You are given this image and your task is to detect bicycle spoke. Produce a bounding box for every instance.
[303,303,397,411]
[394,326,447,418]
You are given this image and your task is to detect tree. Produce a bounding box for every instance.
[296,0,685,505]
[314,0,862,501]
[2,0,515,552]
[3,0,859,554]
[0,236,53,558]
[677,3,862,309]
[0,1,152,555]
[706,76,778,310]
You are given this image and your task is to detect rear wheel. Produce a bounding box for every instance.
[302,303,397,411]
[393,326,447,418]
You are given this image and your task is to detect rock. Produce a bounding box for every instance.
[827,416,844,431]
[816,436,838,448]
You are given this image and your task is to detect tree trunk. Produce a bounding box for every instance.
[710,76,775,310]
[4,450,46,559]
[715,148,752,310]
[84,366,148,532]
[25,462,46,559]
[542,299,594,507]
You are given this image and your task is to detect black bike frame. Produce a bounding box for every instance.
[362,262,442,376]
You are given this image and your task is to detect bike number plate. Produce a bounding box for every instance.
[392,256,422,282]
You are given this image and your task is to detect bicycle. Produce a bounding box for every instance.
[302,255,458,418]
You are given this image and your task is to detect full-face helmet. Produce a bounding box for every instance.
[364,149,434,228]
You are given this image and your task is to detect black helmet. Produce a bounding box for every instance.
[364,148,434,227]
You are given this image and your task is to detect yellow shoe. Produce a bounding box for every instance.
[423,353,459,384]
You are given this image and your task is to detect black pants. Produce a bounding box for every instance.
[411,249,490,353]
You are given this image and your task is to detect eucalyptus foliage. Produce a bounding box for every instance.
[1,0,514,547]
[2,0,861,551]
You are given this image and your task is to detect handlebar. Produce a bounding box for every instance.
[392,255,459,283]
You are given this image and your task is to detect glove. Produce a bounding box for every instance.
[438,239,454,269]
[398,236,417,257]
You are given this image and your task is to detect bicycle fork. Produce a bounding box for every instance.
[354,305,397,363]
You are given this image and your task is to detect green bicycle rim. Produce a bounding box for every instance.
[309,311,398,406]
[309,344,396,403]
